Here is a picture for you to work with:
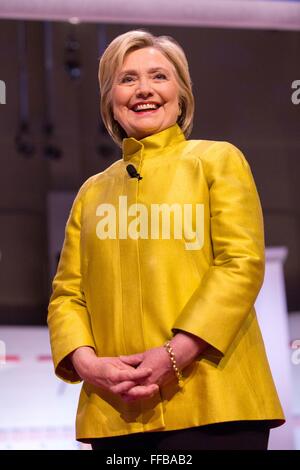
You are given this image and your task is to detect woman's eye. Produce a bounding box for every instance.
[121,76,135,83]
[120,73,166,83]
[154,73,167,80]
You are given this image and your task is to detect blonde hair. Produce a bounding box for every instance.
[98,30,194,147]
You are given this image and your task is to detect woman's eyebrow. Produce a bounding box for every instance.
[118,67,169,77]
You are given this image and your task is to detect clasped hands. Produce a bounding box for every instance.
[73,346,175,403]
[71,332,207,403]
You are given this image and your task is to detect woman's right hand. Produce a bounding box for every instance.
[70,346,158,400]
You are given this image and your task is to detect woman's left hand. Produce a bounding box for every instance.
[118,332,208,402]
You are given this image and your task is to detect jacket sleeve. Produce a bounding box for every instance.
[47,181,96,383]
[172,142,265,358]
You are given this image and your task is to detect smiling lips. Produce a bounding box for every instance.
[131,101,162,112]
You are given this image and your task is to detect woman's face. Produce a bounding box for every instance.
[111,47,181,140]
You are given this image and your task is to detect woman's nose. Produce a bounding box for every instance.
[135,78,153,97]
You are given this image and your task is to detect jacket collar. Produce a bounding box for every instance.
[122,123,186,162]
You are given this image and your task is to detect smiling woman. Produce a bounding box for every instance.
[47,29,285,450]
[111,48,181,141]
[99,30,194,146]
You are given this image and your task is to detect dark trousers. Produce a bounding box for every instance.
[90,420,270,450]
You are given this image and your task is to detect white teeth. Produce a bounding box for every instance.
[133,103,159,112]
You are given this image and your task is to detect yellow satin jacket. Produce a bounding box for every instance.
[47,123,285,441]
